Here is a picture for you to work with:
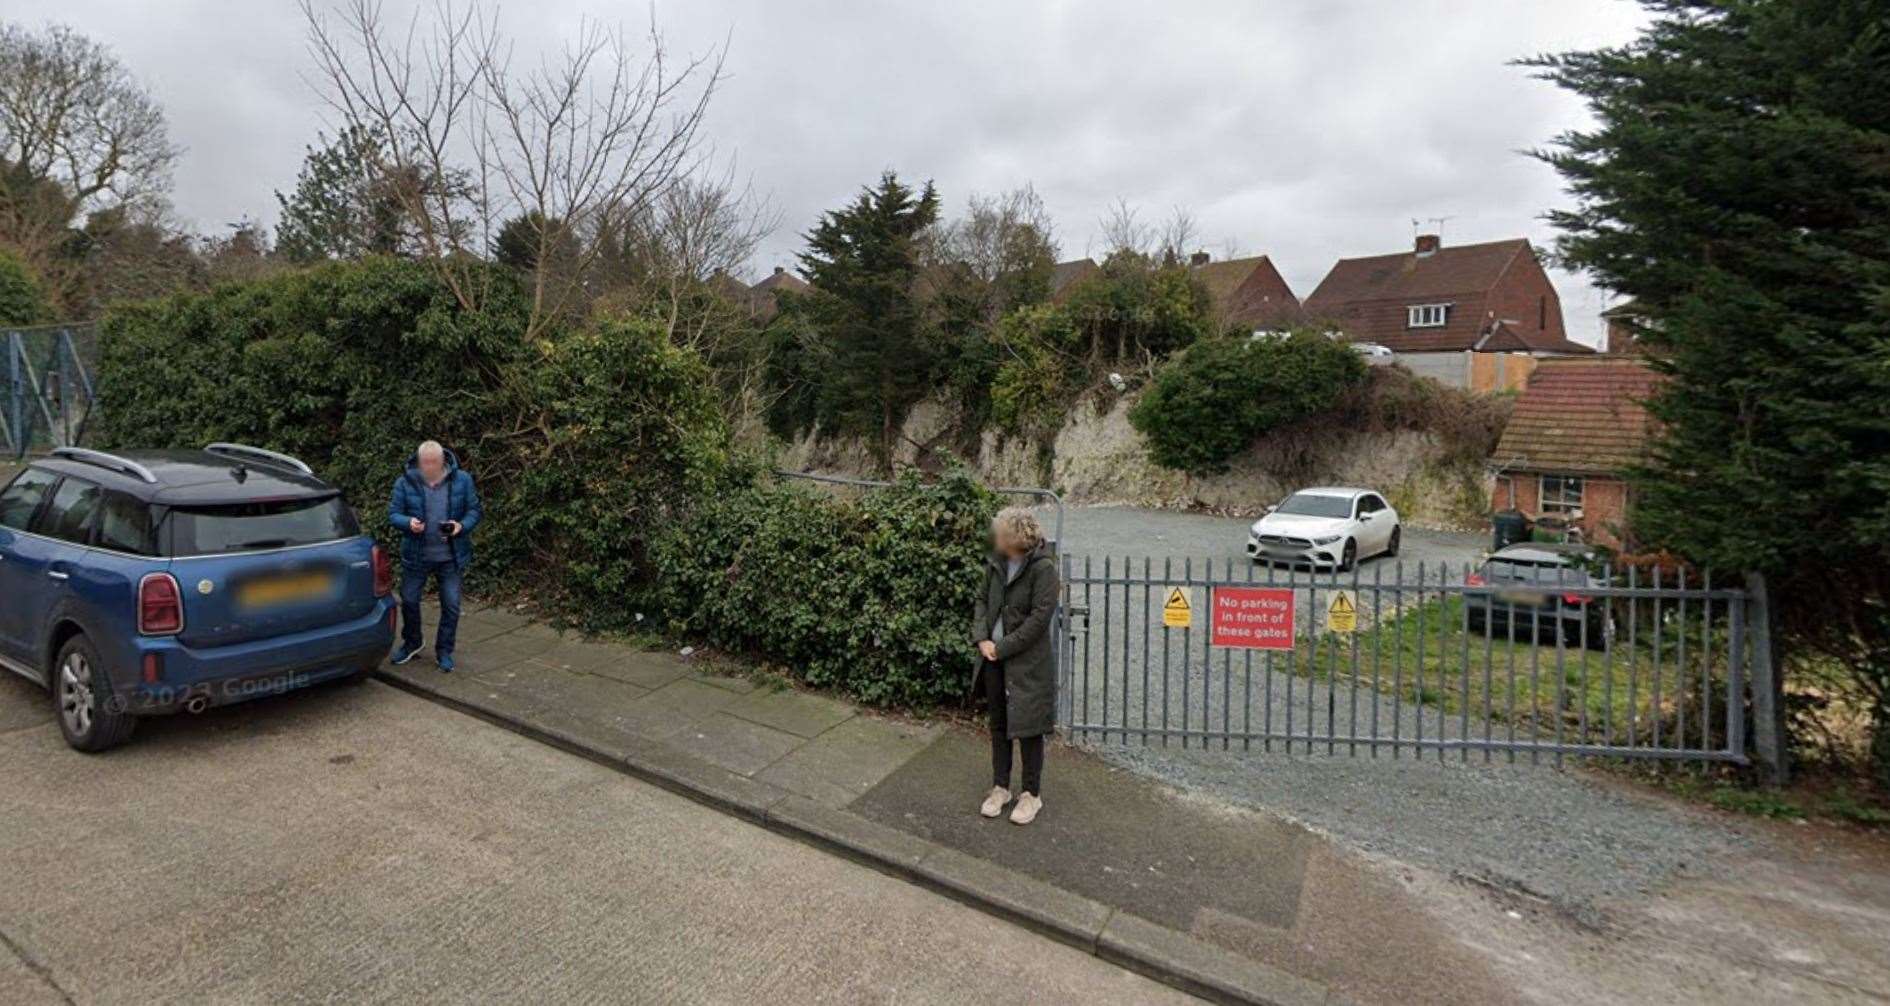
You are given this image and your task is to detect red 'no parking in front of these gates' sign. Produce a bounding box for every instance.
[1210,586,1295,649]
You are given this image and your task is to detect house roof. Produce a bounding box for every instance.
[1189,254,1304,329]
[1303,238,1544,352]
[1191,256,1268,306]
[1494,357,1663,475]
[1050,258,1099,299]
[752,267,808,294]
[1474,320,1595,355]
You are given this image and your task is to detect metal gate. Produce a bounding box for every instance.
[4,325,99,460]
[1058,555,1776,769]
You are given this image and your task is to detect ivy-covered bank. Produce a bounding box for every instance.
[96,259,997,711]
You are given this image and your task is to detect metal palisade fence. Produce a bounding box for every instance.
[4,324,99,460]
[1058,554,1781,775]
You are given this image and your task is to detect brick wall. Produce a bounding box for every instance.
[1488,250,1569,346]
[1491,471,1630,548]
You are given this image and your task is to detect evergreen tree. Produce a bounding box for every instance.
[1529,0,1890,781]
[793,171,941,470]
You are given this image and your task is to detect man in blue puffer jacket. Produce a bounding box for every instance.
[387,440,481,672]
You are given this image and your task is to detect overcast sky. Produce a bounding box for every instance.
[13,0,1646,345]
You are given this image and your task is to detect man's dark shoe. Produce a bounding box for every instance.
[390,644,421,666]
[438,652,455,673]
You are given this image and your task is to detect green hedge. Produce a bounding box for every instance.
[95,258,731,626]
[1129,331,1369,475]
[652,471,998,708]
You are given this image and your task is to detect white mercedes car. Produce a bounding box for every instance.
[1246,487,1401,571]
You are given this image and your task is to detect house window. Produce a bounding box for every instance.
[1406,303,1448,328]
[1540,475,1585,514]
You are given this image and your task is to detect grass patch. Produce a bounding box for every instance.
[1283,594,1734,749]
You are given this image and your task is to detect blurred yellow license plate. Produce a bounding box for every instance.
[1495,587,1548,607]
[238,572,334,608]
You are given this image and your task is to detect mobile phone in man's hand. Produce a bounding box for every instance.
[442,520,461,537]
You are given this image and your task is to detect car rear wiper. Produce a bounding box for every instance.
[236,538,292,549]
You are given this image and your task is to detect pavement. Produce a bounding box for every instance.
[369,599,1541,1005]
[372,599,1890,1006]
[0,670,1194,1005]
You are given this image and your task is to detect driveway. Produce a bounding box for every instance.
[0,673,1187,1004]
[1055,502,1485,575]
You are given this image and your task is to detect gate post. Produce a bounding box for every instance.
[6,332,21,460]
[1745,573,1789,785]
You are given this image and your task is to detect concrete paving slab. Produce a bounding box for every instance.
[443,631,544,671]
[506,621,567,643]
[723,686,856,738]
[459,603,534,632]
[690,670,759,694]
[757,714,941,807]
[665,711,807,777]
[467,662,650,719]
[532,638,637,674]
[587,652,691,690]
[447,616,532,646]
[851,727,1314,935]
[625,677,743,727]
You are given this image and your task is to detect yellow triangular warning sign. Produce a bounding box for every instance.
[1162,587,1193,628]
[1326,589,1358,633]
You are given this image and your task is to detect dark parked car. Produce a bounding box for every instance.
[0,445,396,752]
[1464,542,1613,649]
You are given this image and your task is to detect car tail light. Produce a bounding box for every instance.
[138,573,183,635]
[142,653,162,684]
[1466,572,1485,586]
[372,546,393,597]
[1562,592,1591,606]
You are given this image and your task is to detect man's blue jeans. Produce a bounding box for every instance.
[400,560,463,656]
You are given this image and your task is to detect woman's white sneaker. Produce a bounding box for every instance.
[1009,792,1042,825]
[980,786,1011,818]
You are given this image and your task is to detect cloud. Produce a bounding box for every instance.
[12,0,1645,343]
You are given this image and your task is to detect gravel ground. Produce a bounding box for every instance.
[1046,503,1751,921]
[1099,744,1751,921]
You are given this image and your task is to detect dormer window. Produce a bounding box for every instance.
[1406,303,1448,328]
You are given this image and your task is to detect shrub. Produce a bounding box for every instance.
[652,470,999,708]
[95,257,730,625]
[1129,331,1368,475]
[989,304,1082,438]
[0,249,49,326]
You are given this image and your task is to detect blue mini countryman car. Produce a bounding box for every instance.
[0,444,396,752]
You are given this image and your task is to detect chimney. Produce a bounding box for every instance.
[773,266,786,275]
[1189,251,1210,267]
[1414,234,1441,257]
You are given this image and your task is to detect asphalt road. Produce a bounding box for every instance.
[0,673,1191,1004]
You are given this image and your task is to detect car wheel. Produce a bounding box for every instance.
[1339,539,1357,572]
[54,636,136,753]
[1466,609,1486,635]
[1385,525,1401,558]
